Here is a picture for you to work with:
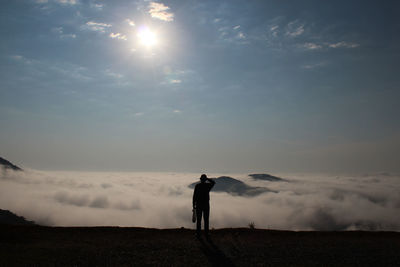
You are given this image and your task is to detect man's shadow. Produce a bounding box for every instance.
[197,236,235,267]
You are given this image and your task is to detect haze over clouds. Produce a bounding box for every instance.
[1,169,399,231]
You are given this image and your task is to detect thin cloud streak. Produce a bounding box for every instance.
[303,42,322,50]
[57,0,78,4]
[83,21,112,32]
[109,32,127,40]
[35,0,78,4]
[328,41,360,48]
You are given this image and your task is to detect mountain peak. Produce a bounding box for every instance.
[248,173,285,182]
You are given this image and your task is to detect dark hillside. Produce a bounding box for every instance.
[0,209,35,225]
[249,173,286,182]
[1,225,399,266]
[0,157,22,171]
[189,176,276,196]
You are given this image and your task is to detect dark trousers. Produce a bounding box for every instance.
[196,203,210,234]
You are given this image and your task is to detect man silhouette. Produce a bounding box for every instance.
[193,174,215,237]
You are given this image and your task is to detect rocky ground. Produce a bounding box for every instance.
[1,225,400,266]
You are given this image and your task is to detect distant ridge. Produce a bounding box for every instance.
[0,157,22,171]
[248,173,286,182]
[0,209,35,225]
[189,176,276,196]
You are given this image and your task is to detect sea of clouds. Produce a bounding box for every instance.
[1,169,400,231]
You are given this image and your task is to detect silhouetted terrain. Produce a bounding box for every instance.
[0,156,22,171]
[189,176,276,196]
[0,209,35,225]
[1,225,399,266]
[249,173,286,182]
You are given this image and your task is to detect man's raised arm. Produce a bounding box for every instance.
[207,178,215,189]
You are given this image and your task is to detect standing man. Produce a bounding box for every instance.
[193,174,215,237]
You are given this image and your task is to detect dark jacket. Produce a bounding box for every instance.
[193,180,215,207]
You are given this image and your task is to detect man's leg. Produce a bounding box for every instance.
[204,204,210,235]
[196,207,202,235]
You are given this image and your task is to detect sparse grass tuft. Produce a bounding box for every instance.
[248,222,255,229]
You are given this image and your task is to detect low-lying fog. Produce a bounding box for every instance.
[1,169,399,231]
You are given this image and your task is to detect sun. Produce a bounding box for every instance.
[137,26,157,47]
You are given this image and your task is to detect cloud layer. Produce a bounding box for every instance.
[1,169,399,230]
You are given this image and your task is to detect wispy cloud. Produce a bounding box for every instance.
[286,21,304,37]
[52,27,76,39]
[126,19,135,26]
[170,79,182,84]
[133,112,144,117]
[148,2,174,22]
[11,55,24,60]
[9,55,95,82]
[109,32,127,40]
[217,26,248,45]
[303,42,322,50]
[104,69,123,79]
[173,109,182,114]
[83,21,112,32]
[237,32,246,39]
[270,25,279,31]
[50,64,93,81]
[269,25,279,37]
[301,41,359,51]
[34,0,78,5]
[52,27,63,34]
[302,62,327,69]
[328,41,360,48]
[10,55,34,64]
[300,41,360,51]
[56,0,78,5]
[90,3,103,10]
[162,78,183,85]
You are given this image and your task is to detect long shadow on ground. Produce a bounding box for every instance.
[197,236,235,267]
[1,226,400,266]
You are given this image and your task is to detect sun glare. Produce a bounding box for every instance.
[137,26,157,47]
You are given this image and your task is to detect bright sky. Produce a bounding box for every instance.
[0,0,399,173]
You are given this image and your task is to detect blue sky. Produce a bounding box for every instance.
[1,0,399,172]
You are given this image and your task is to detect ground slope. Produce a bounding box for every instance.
[0,209,35,225]
[1,226,399,266]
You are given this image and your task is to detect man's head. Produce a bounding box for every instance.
[200,174,207,183]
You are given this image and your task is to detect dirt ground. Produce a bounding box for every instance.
[1,225,400,266]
